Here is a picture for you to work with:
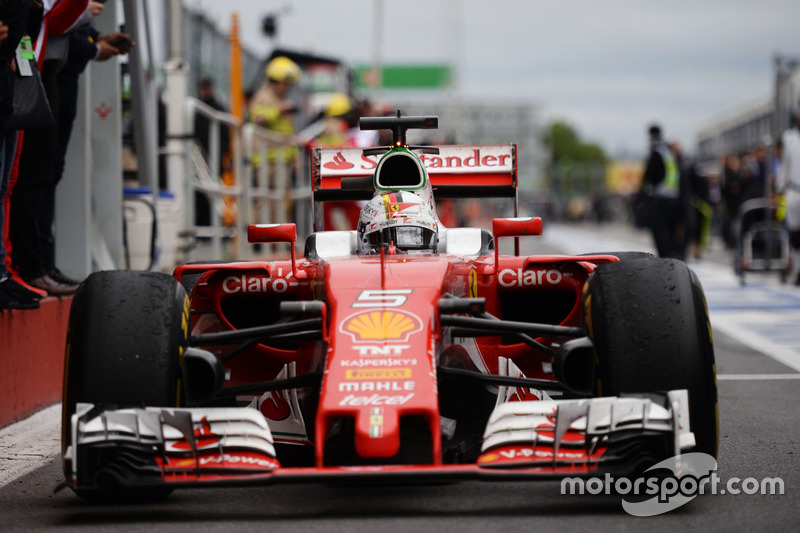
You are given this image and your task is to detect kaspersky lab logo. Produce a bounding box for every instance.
[562,452,784,516]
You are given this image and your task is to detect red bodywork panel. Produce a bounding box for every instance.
[176,247,617,467]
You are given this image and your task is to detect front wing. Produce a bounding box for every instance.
[63,391,694,491]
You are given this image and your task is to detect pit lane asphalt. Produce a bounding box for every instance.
[1,222,798,531]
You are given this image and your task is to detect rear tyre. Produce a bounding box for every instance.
[585,255,718,458]
[62,271,189,501]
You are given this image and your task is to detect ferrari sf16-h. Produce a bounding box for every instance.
[61,115,717,500]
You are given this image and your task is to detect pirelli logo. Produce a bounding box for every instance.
[345,368,412,380]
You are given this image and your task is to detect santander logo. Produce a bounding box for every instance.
[323,152,354,170]
[319,146,514,176]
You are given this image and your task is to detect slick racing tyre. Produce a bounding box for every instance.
[62,271,189,501]
[585,255,718,458]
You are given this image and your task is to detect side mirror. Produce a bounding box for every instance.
[247,223,296,244]
[492,217,543,239]
[247,223,306,279]
[491,217,543,269]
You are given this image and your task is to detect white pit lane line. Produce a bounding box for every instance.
[717,374,800,380]
[0,404,61,488]
[709,309,800,373]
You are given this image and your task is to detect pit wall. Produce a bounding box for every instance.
[0,297,72,428]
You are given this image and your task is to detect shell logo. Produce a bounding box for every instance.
[341,309,423,343]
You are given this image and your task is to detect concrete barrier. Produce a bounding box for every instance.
[0,296,72,428]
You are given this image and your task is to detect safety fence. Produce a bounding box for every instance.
[178,98,313,264]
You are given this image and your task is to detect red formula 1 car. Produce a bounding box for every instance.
[61,116,718,500]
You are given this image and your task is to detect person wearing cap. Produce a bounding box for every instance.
[312,93,353,148]
[248,56,301,165]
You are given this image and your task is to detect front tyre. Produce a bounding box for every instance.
[62,271,189,500]
[585,256,718,458]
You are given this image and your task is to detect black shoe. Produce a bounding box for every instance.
[2,277,44,301]
[0,277,40,309]
[48,268,82,286]
[26,274,78,296]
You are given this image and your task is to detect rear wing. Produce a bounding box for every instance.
[311,144,518,232]
[311,144,517,202]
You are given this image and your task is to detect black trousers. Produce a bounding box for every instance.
[649,196,684,260]
[9,59,59,280]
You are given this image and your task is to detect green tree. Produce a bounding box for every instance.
[545,121,608,200]
[546,121,607,165]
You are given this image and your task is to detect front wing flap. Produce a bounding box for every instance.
[478,390,695,474]
[66,403,279,490]
[65,391,694,490]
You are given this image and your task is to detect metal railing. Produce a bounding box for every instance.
[182,97,312,263]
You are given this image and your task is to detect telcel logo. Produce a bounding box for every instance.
[498,268,571,287]
[338,393,415,406]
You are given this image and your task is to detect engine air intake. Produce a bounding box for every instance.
[375,151,426,190]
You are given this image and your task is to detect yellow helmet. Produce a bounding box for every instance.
[265,56,301,83]
[324,93,352,117]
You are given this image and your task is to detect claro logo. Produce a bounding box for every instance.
[222,274,297,294]
[498,268,572,288]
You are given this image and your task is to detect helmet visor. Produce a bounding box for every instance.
[363,226,437,253]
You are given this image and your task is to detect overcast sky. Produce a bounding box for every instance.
[190,0,800,158]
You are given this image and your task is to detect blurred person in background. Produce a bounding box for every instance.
[248,55,301,220]
[193,76,230,226]
[641,124,683,259]
[687,164,715,261]
[248,55,300,166]
[45,1,131,285]
[669,141,693,261]
[720,153,760,249]
[777,106,800,285]
[307,93,363,231]
[347,98,379,148]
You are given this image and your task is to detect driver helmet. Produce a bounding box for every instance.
[357,192,439,254]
